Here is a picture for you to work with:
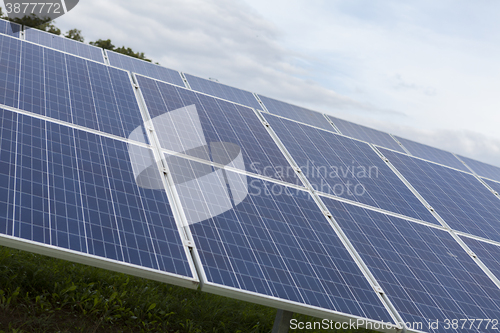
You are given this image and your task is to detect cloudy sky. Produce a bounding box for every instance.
[48,0,500,166]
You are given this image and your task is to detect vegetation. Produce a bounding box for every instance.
[0,246,379,332]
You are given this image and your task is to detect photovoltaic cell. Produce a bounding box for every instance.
[0,107,194,280]
[137,75,301,186]
[184,74,262,110]
[24,28,104,63]
[458,154,500,183]
[0,34,21,107]
[381,148,500,243]
[258,95,334,132]
[264,113,438,224]
[1,36,147,143]
[166,154,394,323]
[106,50,185,87]
[327,115,405,153]
[0,18,21,38]
[323,197,500,333]
[483,178,500,198]
[460,235,500,285]
[394,136,468,172]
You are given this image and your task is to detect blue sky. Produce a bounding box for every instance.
[37,0,500,166]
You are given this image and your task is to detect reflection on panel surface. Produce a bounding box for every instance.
[395,136,468,172]
[137,75,301,185]
[327,115,405,153]
[265,113,437,223]
[107,50,185,87]
[0,18,21,38]
[24,28,104,63]
[0,108,193,280]
[0,34,147,143]
[259,95,334,131]
[458,154,500,183]
[184,74,262,110]
[381,148,500,243]
[323,197,500,333]
[166,154,394,323]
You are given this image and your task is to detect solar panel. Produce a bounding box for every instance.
[264,113,438,224]
[165,154,396,325]
[24,28,104,63]
[0,18,21,38]
[136,75,301,186]
[0,34,21,108]
[380,148,500,243]
[106,50,185,87]
[0,107,197,287]
[327,116,405,153]
[460,235,500,284]
[183,73,262,110]
[1,35,147,143]
[457,154,500,183]
[258,95,335,132]
[323,197,500,331]
[395,136,468,172]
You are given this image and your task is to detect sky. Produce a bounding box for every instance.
[27,0,500,166]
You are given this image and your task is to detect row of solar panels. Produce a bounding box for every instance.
[3,19,500,332]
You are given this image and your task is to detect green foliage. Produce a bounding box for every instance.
[5,14,61,34]
[64,28,84,42]
[89,38,115,50]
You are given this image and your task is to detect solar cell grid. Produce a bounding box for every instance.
[395,136,468,172]
[184,73,262,110]
[24,28,104,63]
[166,154,395,323]
[137,75,301,186]
[264,113,438,224]
[106,50,185,87]
[323,197,500,333]
[458,154,500,183]
[0,18,21,38]
[0,34,21,108]
[460,236,500,286]
[0,107,194,281]
[258,95,335,132]
[381,148,500,243]
[327,115,405,153]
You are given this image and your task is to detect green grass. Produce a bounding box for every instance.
[0,246,378,333]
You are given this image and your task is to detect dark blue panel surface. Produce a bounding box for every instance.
[327,116,405,153]
[107,50,185,87]
[458,155,500,183]
[137,75,300,185]
[184,74,262,110]
[0,34,21,108]
[483,178,500,198]
[395,136,468,172]
[381,148,500,242]
[259,95,334,132]
[265,114,438,223]
[0,108,192,278]
[460,236,500,284]
[0,18,21,38]
[24,28,104,63]
[324,198,500,332]
[167,154,393,323]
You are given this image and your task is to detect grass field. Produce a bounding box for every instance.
[0,246,379,333]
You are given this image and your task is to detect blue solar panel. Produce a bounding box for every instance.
[184,74,262,110]
[24,28,104,63]
[166,154,394,323]
[327,116,405,153]
[458,155,500,183]
[2,37,147,143]
[0,18,21,38]
[106,50,185,87]
[460,235,500,284]
[0,34,21,108]
[395,136,468,172]
[264,113,438,223]
[137,75,301,186]
[0,107,195,281]
[381,148,500,243]
[323,198,500,332]
[258,95,335,132]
